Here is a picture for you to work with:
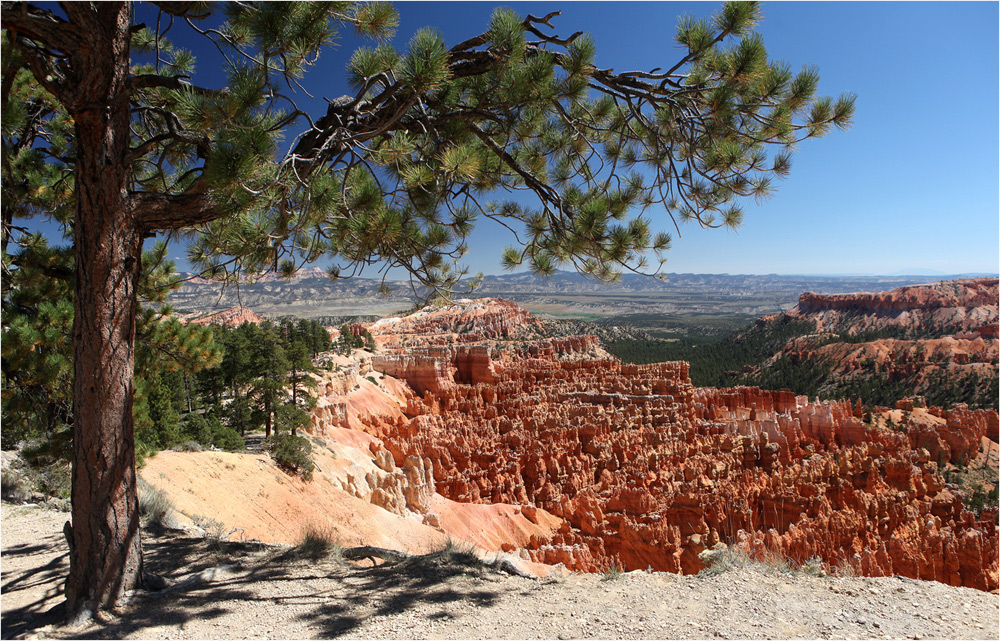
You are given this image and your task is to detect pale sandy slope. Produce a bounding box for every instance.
[3,502,998,641]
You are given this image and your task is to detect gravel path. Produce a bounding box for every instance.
[2,502,998,640]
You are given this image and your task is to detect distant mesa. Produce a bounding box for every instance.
[734,278,999,407]
[793,278,998,318]
[177,306,264,327]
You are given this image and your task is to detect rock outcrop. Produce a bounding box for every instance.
[793,278,998,330]
[741,278,999,408]
[178,306,264,327]
[368,298,544,349]
[306,296,999,591]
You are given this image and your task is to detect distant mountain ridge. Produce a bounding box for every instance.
[169,269,996,317]
[473,270,991,294]
[177,268,997,290]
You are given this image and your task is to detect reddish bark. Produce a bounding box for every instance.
[14,2,148,622]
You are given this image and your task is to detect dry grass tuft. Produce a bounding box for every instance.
[438,538,485,570]
[295,523,342,561]
[138,480,174,526]
[601,561,624,581]
[1,467,29,502]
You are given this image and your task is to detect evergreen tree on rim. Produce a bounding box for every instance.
[0,0,854,622]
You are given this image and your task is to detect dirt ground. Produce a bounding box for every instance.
[2,502,998,640]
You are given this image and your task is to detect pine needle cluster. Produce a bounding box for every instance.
[23,0,851,294]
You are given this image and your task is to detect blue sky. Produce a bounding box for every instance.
[32,2,1000,277]
[371,1,998,276]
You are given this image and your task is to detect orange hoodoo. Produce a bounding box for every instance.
[327,297,1000,591]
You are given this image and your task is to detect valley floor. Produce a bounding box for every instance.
[2,503,997,640]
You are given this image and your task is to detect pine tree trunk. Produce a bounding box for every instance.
[237,392,246,437]
[184,374,193,413]
[61,3,144,623]
[265,395,272,440]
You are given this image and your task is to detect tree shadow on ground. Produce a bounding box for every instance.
[2,528,257,640]
[13,533,507,639]
[292,549,504,638]
[1,526,69,640]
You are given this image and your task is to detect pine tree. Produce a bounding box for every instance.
[136,368,181,450]
[3,238,220,452]
[1,237,74,450]
[218,323,256,401]
[223,393,253,438]
[301,318,333,357]
[248,323,290,440]
[285,336,318,409]
[2,1,854,620]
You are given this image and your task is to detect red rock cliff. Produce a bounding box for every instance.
[792,278,998,334]
[796,278,998,314]
[179,306,264,327]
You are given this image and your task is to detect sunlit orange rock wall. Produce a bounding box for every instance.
[367,298,544,349]
[361,337,998,591]
[778,335,998,397]
[179,306,264,327]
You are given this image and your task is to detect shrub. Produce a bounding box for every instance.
[178,412,246,451]
[212,426,245,451]
[966,483,999,517]
[20,433,72,467]
[698,545,749,577]
[701,547,832,578]
[440,538,484,569]
[799,556,826,577]
[270,434,315,481]
[138,479,174,526]
[398,539,486,576]
[34,462,71,499]
[193,515,233,551]
[754,547,791,574]
[2,453,70,501]
[135,439,156,467]
[1,467,29,502]
[174,440,203,452]
[183,414,215,444]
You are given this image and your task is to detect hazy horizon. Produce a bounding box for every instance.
[178,265,999,281]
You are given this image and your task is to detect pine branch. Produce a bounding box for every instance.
[149,2,212,20]
[129,73,225,96]
[133,188,220,232]
[1,2,82,50]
